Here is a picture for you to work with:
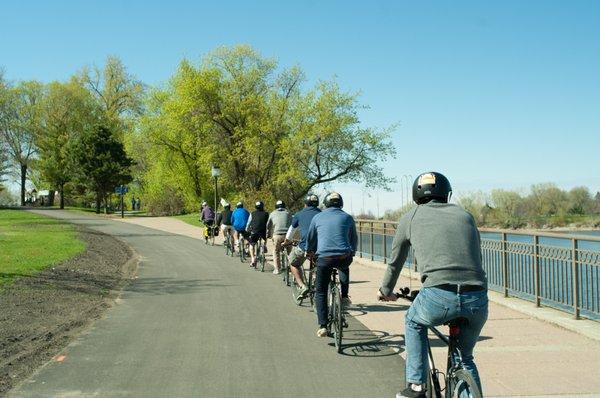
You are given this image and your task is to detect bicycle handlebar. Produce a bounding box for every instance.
[379,287,420,302]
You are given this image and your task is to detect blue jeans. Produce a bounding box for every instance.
[314,256,352,327]
[405,287,488,393]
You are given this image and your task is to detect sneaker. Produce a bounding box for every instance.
[396,386,426,398]
[316,327,328,338]
[273,269,280,275]
[341,296,352,307]
[297,285,309,299]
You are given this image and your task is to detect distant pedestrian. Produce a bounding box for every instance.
[136,198,141,211]
[131,196,136,211]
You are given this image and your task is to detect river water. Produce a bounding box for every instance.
[357,229,600,320]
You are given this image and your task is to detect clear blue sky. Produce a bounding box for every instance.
[2,0,599,214]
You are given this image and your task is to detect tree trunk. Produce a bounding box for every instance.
[20,164,27,206]
[59,183,65,209]
[95,192,101,214]
[48,190,56,207]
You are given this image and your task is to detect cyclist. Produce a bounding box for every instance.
[216,201,234,246]
[231,202,250,254]
[306,192,357,338]
[267,200,292,274]
[200,201,215,244]
[285,194,321,300]
[246,201,269,268]
[377,172,488,398]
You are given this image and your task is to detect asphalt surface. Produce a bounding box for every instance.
[9,210,405,398]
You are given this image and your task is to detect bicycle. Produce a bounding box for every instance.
[290,251,316,308]
[203,221,216,246]
[327,268,346,353]
[237,234,246,263]
[254,237,267,272]
[223,228,235,257]
[393,287,483,398]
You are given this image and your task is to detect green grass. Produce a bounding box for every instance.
[0,209,87,286]
[172,213,203,228]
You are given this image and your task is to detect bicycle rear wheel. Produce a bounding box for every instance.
[282,254,290,286]
[307,266,315,309]
[449,369,482,398]
[332,285,343,353]
[239,240,245,262]
[259,242,265,272]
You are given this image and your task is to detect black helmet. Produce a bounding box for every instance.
[275,200,285,209]
[304,194,319,207]
[255,201,264,210]
[323,192,343,208]
[236,201,243,208]
[412,172,452,204]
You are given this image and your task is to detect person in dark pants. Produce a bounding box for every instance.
[306,192,357,338]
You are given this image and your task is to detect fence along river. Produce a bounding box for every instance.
[355,220,600,321]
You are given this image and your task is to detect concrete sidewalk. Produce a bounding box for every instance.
[116,216,600,397]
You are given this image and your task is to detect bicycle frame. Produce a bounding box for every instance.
[394,288,481,398]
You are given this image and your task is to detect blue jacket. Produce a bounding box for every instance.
[290,207,321,251]
[231,208,250,231]
[307,208,357,257]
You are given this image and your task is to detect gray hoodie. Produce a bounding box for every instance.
[380,202,487,296]
[267,209,292,236]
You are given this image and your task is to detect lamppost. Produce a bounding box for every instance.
[211,165,221,213]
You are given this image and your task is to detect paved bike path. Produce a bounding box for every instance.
[10,210,404,397]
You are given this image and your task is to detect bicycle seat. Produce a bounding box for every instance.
[445,317,468,337]
[445,317,469,327]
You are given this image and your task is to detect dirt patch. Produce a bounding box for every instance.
[0,228,137,396]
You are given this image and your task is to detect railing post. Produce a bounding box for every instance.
[502,232,508,297]
[572,238,580,319]
[358,221,363,258]
[370,221,374,261]
[533,235,540,307]
[383,222,387,264]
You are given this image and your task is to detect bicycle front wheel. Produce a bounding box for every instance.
[449,369,482,398]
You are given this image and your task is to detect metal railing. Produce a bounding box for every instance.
[356,219,600,320]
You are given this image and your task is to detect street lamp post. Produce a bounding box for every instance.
[211,165,221,214]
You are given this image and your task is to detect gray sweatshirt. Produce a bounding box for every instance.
[267,209,292,236]
[380,202,487,296]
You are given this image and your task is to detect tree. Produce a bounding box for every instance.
[490,189,527,228]
[0,147,8,191]
[72,125,133,213]
[567,186,591,215]
[0,77,44,205]
[78,56,144,137]
[140,45,396,213]
[528,183,569,217]
[36,79,99,208]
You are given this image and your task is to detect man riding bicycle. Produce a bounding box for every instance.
[306,192,357,338]
[267,200,292,274]
[284,194,321,300]
[200,201,215,244]
[246,201,269,268]
[231,202,250,254]
[216,201,234,242]
[377,172,488,398]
